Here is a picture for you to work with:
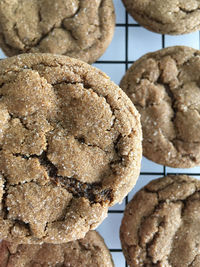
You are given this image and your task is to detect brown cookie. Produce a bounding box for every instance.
[0,53,142,244]
[0,0,115,63]
[122,0,200,35]
[120,175,200,267]
[0,231,114,266]
[120,46,200,168]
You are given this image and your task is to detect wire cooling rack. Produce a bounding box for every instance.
[0,1,200,266]
[93,1,200,266]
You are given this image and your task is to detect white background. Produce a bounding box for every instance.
[1,1,200,266]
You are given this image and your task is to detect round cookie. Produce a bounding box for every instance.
[0,0,115,63]
[120,175,200,267]
[0,231,114,266]
[120,46,200,168]
[122,0,200,35]
[0,53,142,244]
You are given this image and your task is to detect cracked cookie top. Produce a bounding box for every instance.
[0,231,114,266]
[120,46,200,168]
[0,53,142,244]
[120,175,200,267]
[122,0,200,35]
[0,0,115,63]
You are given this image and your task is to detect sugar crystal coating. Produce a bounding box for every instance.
[0,53,142,243]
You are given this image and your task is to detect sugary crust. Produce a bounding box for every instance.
[0,53,142,243]
[121,46,200,168]
[120,175,200,267]
[0,231,114,266]
[122,0,200,35]
[0,0,115,63]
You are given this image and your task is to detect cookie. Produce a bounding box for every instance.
[0,231,114,266]
[0,0,115,63]
[0,53,142,244]
[122,0,200,35]
[120,46,200,168]
[120,175,200,267]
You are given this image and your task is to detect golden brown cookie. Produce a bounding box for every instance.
[120,46,200,168]
[0,53,142,244]
[122,0,200,35]
[0,0,115,63]
[120,175,200,267]
[0,231,114,267]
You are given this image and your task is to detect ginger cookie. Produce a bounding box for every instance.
[0,0,115,63]
[120,46,200,168]
[0,231,114,266]
[122,0,200,35]
[120,175,200,267]
[0,53,142,244]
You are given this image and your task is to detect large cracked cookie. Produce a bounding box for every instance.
[0,0,115,63]
[0,231,114,266]
[120,46,200,168]
[122,0,200,35]
[120,175,200,267]
[0,53,142,244]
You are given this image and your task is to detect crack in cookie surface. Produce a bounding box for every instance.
[0,0,115,63]
[120,46,200,168]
